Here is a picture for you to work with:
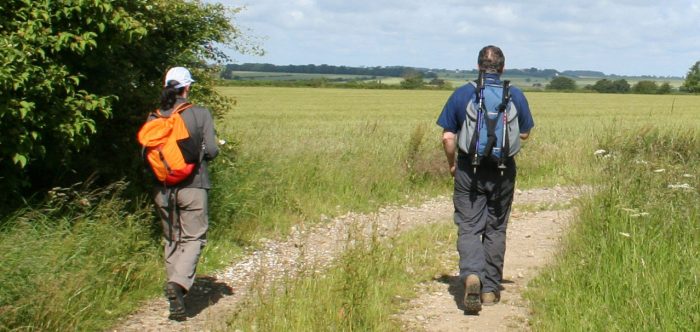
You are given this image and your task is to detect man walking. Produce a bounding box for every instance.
[436,45,534,314]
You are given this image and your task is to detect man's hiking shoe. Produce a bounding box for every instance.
[481,292,500,306]
[165,282,186,321]
[463,274,482,314]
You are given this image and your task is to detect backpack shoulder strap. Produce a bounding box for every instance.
[153,102,193,118]
[173,102,193,115]
[172,102,204,163]
[499,80,511,112]
[467,80,481,104]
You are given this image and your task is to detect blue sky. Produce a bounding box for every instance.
[215,0,699,77]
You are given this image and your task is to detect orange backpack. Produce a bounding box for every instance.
[137,103,200,185]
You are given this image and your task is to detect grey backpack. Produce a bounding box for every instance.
[457,75,520,169]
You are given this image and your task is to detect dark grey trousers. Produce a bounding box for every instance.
[154,187,209,292]
[453,155,516,293]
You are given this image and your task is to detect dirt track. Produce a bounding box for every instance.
[396,208,575,331]
[111,186,584,331]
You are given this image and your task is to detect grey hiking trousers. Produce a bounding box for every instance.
[154,187,209,292]
[453,155,516,294]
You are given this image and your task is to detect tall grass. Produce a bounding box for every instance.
[527,128,700,331]
[0,182,162,331]
[517,93,698,187]
[227,222,455,331]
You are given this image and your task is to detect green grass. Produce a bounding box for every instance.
[1,87,698,330]
[0,183,162,331]
[206,87,453,247]
[527,129,700,331]
[227,221,455,331]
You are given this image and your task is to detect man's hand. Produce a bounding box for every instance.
[450,164,456,177]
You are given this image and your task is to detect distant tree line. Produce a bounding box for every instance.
[221,63,569,80]
[444,67,561,79]
[546,76,674,94]
[222,63,422,79]
[223,62,700,95]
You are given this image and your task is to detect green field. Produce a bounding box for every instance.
[1,87,698,330]
[219,86,697,188]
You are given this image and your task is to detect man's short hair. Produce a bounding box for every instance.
[478,45,505,73]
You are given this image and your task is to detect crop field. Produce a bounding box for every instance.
[218,86,697,190]
[211,86,455,238]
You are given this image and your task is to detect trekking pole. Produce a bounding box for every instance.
[473,70,485,169]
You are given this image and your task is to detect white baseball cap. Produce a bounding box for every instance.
[164,67,195,88]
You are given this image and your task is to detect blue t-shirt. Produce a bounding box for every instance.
[436,73,535,134]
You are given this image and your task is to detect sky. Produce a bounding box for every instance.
[214,0,699,77]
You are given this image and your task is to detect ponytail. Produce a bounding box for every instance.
[160,80,186,110]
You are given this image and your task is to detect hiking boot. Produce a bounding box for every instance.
[165,282,186,321]
[463,274,482,314]
[481,292,500,306]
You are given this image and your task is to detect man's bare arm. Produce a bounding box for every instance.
[442,130,457,176]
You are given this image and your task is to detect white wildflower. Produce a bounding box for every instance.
[667,183,694,190]
[630,212,649,218]
[218,139,227,145]
[653,168,666,173]
[594,149,607,156]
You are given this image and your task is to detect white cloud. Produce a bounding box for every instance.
[218,0,700,76]
[483,4,518,25]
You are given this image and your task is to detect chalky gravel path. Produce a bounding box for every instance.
[111,186,584,331]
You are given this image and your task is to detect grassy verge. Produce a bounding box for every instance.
[0,182,162,331]
[227,221,455,331]
[527,128,700,331]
